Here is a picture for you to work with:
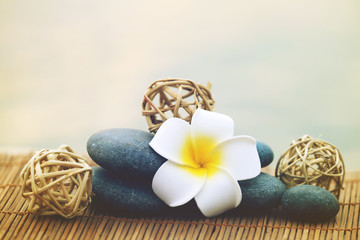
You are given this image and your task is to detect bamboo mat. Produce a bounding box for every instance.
[0,152,359,240]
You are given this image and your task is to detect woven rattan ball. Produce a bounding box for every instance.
[142,78,215,133]
[275,135,345,198]
[20,145,93,218]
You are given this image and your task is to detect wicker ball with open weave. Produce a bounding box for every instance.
[142,79,215,133]
[20,145,93,219]
[275,135,345,198]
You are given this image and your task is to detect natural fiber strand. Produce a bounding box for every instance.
[340,182,352,237]
[276,135,345,197]
[346,182,357,239]
[20,145,93,219]
[3,210,360,231]
[142,79,215,133]
[1,152,360,239]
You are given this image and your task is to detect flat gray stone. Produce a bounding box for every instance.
[235,172,286,213]
[92,167,285,215]
[92,166,168,214]
[87,128,275,183]
[256,141,274,168]
[87,128,166,181]
[281,185,340,221]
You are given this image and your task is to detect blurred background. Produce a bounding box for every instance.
[0,0,359,170]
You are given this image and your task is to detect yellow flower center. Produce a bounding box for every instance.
[181,134,222,176]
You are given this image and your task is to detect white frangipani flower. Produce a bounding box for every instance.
[150,109,261,217]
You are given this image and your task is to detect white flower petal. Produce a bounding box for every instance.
[150,118,198,167]
[194,166,242,217]
[152,161,207,207]
[191,109,234,145]
[211,136,261,181]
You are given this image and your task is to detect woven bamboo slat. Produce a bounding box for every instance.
[0,152,359,240]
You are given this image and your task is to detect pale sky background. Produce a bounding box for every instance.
[0,0,359,170]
